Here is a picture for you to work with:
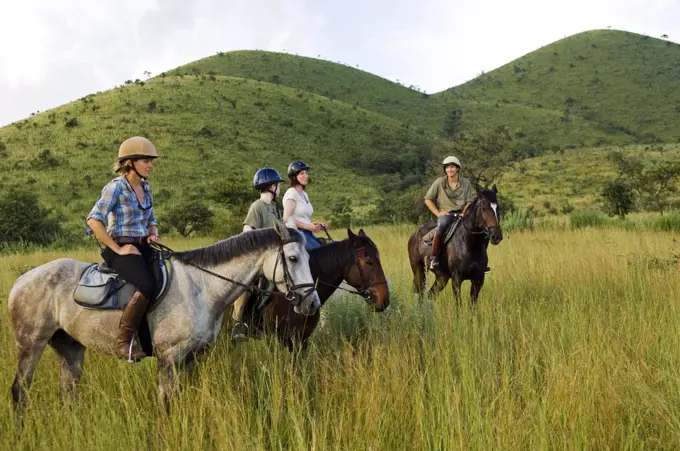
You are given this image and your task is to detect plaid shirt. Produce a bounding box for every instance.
[86,176,158,238]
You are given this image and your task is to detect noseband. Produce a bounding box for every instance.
[319,245,388,301]
[272,241,317,305]
[460,200,500,239]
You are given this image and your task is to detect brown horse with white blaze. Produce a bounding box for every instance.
[407,185,503,304]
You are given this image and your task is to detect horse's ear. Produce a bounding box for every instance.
[274,219,289,241]
[347,228,356,239]
[492,184,498,193]
[358,229,367,237]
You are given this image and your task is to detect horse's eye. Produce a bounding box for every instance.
[288,255,298,262]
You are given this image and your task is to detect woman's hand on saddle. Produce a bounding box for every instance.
[436,210,448,217]
[118,244,141,256]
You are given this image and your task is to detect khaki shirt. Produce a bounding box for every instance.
[243,199,281,229]
[424,176,474,212]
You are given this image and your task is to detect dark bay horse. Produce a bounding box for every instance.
[240,228,390,352]
[407,185,503,304]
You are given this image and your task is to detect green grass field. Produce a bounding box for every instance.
[1,224,679,449]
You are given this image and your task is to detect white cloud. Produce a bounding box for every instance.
[0,0,678,125]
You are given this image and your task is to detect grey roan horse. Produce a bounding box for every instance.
[407,185,503,304]
[7,220,320,409]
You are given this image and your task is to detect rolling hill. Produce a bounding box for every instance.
[1,28,679,244]
[0,76,434,240]
[440,29,680,146]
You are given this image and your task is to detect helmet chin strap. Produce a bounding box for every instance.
[129,160,147,180]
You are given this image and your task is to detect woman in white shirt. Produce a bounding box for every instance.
[283,160,326,250]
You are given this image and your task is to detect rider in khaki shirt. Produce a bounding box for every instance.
[424,156,475,271]
[230,167,284,341]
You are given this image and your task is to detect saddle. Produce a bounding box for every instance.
[72,251,172,311]
[423,215,462,246]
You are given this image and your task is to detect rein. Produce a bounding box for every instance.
[149,241,316,304]
[458,200,497,238]
[317,245,388,301]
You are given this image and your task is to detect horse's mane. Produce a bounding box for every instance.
[173,227,302,267]
[309,236,378,277]
[466,187,498,216]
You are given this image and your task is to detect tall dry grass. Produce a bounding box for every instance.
[1,225,679,449]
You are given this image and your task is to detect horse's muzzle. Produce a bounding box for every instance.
[293,291,321,316]
[367,285,390,312]
[489,227,503,245]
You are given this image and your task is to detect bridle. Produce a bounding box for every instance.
[319,244,389,302]
[150,240,316,306]
[271,241,317,304]
[459,198,500,240]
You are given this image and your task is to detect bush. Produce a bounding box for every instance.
[501,210,535,232]
[370,186,430,224]
[0,189,63,246]
[329,195,353,228]
[650,210,680,233]
[601,179,636,218]
[163,202,215,237]
[31,149,60,169]
[570,211,607,229]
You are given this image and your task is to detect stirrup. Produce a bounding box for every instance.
[231,322,249,341]
[126,335,146,363]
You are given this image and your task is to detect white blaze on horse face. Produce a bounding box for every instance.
[491,203,499,221]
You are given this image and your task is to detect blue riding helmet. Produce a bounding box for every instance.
[253,167,284,190]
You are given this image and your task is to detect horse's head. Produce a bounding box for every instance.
[264,220,321,316]
[344,228,390,312]
[465,184,503,245]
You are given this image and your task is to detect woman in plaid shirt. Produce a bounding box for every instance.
[86,136,161,362]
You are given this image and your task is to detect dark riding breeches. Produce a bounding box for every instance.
[436,211,460,237]
[101,243,157,302]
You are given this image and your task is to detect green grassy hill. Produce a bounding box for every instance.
[164,50,437,127]
[501,144,680,215]
[2,28,680,246]
[439,30,680,147]
[167,30,680,151]
[0,75,433,240]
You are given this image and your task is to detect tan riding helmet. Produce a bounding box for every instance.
[114,136,159,173]
[118,136,159,161]
[442,155,461,169]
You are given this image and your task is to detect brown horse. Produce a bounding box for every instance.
[240,228,390,352]
[407,185,503,304]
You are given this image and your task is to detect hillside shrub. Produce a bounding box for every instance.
[601,179,636,218]
[501,210,535,232]
[163,202,215,237]
[649,210,680,233]
[570,211,607,229]
[31,149,60,169]
[328,195,353,228]
[0,189,63,246]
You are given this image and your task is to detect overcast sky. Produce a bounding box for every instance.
[0,0,678,126]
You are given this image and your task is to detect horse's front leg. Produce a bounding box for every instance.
[470,277,485,306]
[156,342,199,412]
[428,273,450,298]
[157,357,181,413]
[450,278,463,305]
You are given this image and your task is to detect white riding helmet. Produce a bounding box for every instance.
[442,155,461,169]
